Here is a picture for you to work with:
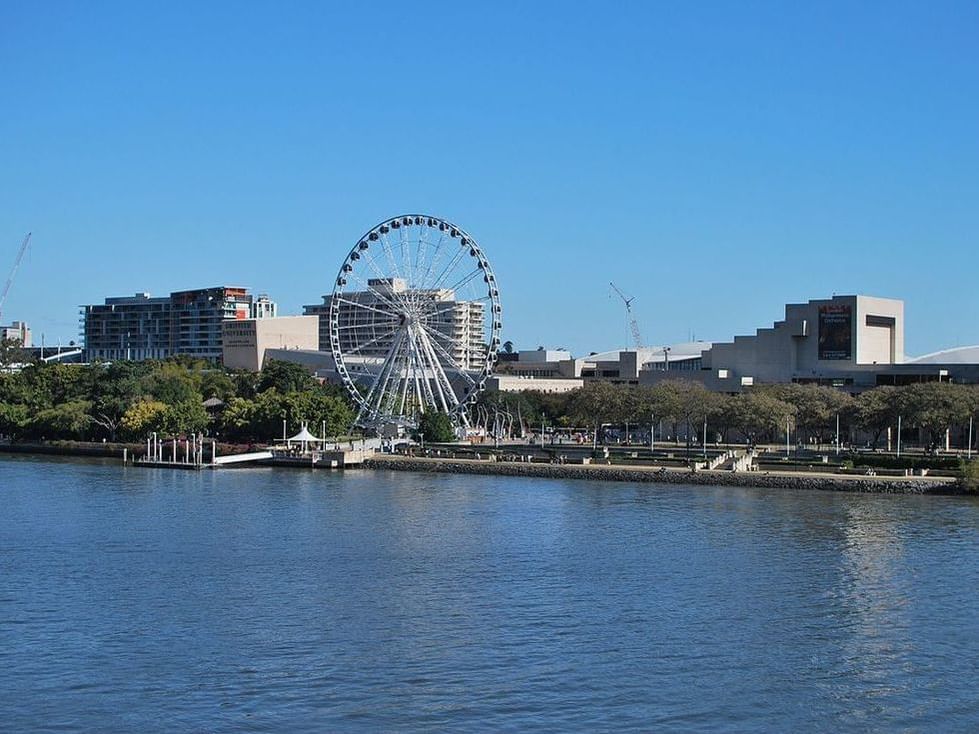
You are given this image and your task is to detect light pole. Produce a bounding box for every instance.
[835,413,840,455]
[650,413,655,452]
[786,417,790,458]
[897,415,902,458]
[968,416,973,460]
[540,414,545,449]
[663,346,671,372]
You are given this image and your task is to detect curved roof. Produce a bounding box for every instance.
[577,342,712,365]
[905,346,979,365]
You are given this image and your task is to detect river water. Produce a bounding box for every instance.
[2,455,978,732]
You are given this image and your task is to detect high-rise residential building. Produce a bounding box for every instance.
[0,321,31,347]
[303,278,486,370]
[81,287,272,362]
[168,287,254,360]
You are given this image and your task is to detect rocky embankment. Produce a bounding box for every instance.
[366,456,965,495]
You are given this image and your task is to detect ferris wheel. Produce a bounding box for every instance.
[329,215,502,430]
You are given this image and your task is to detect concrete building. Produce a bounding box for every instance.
[82,293,173,361]
[641,294,978,392]
[0,321,31,346]
[486,374,583,393]
[304,277,487,370]
[222,316,319,371]
[81,287,275,362]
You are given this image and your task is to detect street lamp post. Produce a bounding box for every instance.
[540,414,545,449]
[968,416,973,460]
[650,413,655,452]
[897,415,902,458]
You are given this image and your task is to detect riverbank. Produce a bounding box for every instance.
[1,441,970,494]
[366,455,967,494]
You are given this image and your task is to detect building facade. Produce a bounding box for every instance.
[81,287,274,362]
[0,321,31,347]
[222,316,319,372]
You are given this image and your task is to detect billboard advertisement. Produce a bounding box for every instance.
[818,304,852,360]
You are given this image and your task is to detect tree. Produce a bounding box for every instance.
[121,400,169,440]
[567,382,627,427]
[284,391,355,437]
[729,391,795,445]
[141,362,200,405]
[200,370,237,402]
[159,400,211,436]
[0,402,30,438]
[768,384,852,443]
[0,337,29,368]
[896,383,975,449]
[852,387,899,448]
[415,410,456,443]
[29,400,93,440]
[257,359,316,394]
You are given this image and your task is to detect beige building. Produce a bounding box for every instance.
[1,321,31,346]
[222,316,319,372]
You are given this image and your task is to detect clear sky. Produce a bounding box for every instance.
[1,1,977,356]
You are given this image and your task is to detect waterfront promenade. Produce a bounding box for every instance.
[367,454,960,494]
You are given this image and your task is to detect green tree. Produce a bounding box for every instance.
[257,360,316,394]
[415,410,456,443]
[121,400,169,439]
[200,370,237,401]
[0,337,29,368]
[141,362,199,404]
[852,387,899,448]
[729,391,795,445]
[285,391,355,438]
[159,400,211,436]
[0,402,31,438]
[896,383,975,449]
[29,400,93,440]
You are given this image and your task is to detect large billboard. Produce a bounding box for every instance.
[818,304,852,360]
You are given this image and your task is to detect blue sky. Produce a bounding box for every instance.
[1,1,977,356]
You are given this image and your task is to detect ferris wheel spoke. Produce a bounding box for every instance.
[408,326,437,413]
[416,325,460,413]
[334,296,401,319]
[335,319,399,330]
[417,322,478,388]
[398,226,415,291]
[343,323,402,356]
[379,232,410,285]
[429,247,468,293]
[413,226,430,291]
[342,270,411,315]
[359,328,406,421]
[417,231,447,291]
[444,267,484,295]
[375,331,410,417]
[358,245,413,306]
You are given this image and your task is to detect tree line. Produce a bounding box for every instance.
[0,358,354,443]
[476,380,979,450]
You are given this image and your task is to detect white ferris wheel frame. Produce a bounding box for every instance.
[329,214,502,429]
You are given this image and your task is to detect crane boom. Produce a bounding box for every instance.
[609,281,643,350]
[0,232,32,324]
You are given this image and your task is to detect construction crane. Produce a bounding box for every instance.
[0,232,32,325]
[609,281,643,350]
